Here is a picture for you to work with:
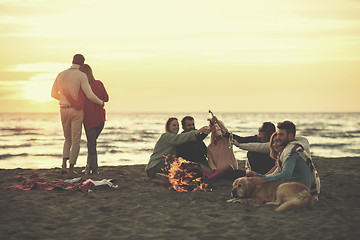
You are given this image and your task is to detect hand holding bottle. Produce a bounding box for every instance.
[196,126,210,135]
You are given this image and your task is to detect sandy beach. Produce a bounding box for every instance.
[1,157,359,240]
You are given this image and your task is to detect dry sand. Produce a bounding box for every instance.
[1,157,359,240]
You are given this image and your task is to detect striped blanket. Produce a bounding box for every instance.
[7,175,116,192]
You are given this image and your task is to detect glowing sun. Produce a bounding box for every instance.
[23,80,53,103]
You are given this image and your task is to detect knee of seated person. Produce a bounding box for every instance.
[146,169,157,178]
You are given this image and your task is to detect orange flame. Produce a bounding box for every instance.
[165,156,211,192]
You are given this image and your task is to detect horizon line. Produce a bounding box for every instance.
[1,111,359,114]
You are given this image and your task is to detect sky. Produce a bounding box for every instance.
[0,0,359,113]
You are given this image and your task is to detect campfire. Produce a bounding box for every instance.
[164,155,212,192]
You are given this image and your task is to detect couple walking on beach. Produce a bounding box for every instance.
[51,54,109,174]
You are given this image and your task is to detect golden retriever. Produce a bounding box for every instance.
[228,177,313,211]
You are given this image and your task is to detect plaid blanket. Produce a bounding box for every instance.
[7,175,95,192]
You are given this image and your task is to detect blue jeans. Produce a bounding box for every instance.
[85,123,104,155]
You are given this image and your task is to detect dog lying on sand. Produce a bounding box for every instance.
[227,177,313,212]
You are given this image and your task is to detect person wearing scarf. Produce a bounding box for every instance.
[246,121,320,200]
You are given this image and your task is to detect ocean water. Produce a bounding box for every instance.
[0,112,359,169]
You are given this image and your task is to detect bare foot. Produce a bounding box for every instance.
[68,164,78,174]
[68,168,78,174]
[62,158,68,173]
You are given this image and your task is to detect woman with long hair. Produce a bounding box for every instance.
[266,132,284,175]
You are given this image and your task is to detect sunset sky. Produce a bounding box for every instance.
[0,0,359,113]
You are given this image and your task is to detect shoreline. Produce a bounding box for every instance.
[1,157,359,239]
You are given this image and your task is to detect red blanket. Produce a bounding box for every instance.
[7,175,95,193]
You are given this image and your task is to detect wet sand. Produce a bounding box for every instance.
[0,157,359,240]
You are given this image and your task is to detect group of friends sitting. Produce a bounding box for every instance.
[145,116,320,197]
